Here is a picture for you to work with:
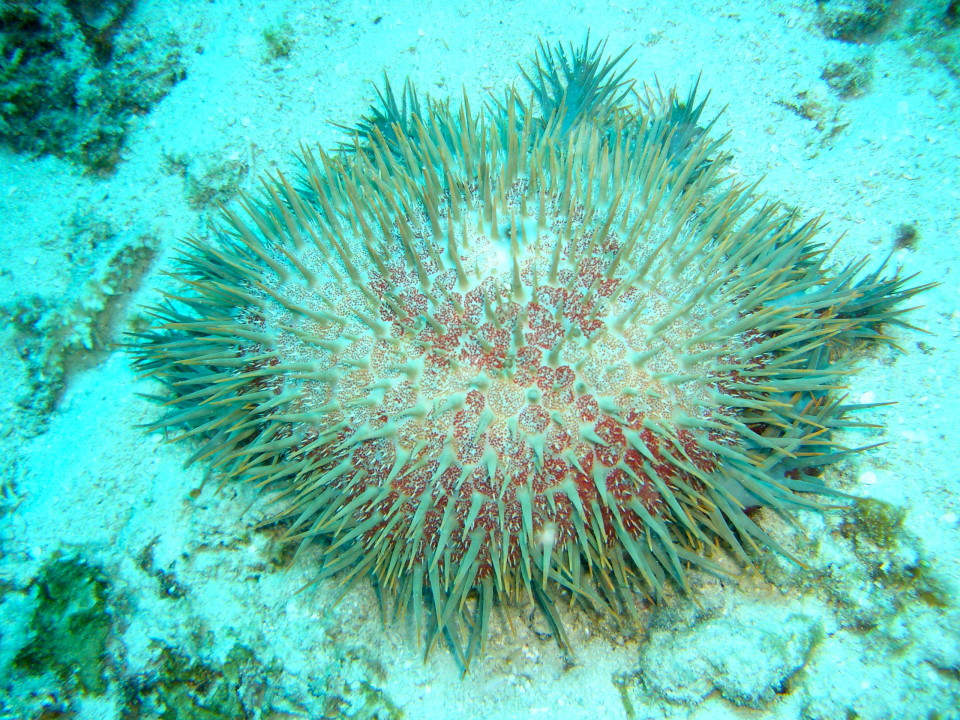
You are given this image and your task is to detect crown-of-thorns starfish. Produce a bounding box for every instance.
[131,37,930,669]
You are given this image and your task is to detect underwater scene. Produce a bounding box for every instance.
[0,1,958,718]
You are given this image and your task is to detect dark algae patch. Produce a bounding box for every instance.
[14,555,114,694]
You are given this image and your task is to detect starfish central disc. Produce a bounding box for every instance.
[240,176,734,593]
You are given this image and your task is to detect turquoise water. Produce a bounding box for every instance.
[0,1,958,718]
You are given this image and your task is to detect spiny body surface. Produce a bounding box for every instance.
[133,39,926,665]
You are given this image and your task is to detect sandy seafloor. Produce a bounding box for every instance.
[1,0,959,718]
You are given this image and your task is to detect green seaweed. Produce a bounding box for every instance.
[815,0,892,42]
[0,0,184,172]
[122,643,297,719]
[845,497,905,549]
[262,21,295,61]
[14,555,113,695]
[821,57,874,98]
[137,538,188,600]
[318,647,403,720]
